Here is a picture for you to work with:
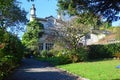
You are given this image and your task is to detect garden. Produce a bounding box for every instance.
[1,0,120,80]
[37,43,120,80]
[58,59,120,80]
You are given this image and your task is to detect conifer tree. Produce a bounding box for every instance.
[22,20,44,55]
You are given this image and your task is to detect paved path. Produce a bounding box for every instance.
[6,58,80,80]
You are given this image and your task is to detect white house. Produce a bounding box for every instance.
[29,4,108,51]
[80,33,106,45]
[30,4,63,51]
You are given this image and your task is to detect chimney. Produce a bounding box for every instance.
[30,4,36,21]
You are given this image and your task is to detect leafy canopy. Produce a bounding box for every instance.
[57,0,120,22]
[22,20,44,52]
[0,0,27,28]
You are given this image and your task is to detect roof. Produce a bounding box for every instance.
[36,18,47,21]
[93,33,118,44]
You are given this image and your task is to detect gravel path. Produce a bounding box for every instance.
[5,58,80,80]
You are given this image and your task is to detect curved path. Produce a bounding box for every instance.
[6,58,80,80]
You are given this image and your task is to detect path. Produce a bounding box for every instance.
[5,58,80,80]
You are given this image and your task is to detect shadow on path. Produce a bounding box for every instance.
[5,58,79,80]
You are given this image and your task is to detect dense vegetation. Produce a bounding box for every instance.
[38,43,120,65]
[0,28,24,79]
[0,0,27,79]
[88,43,120,59]
[0,0,27,31]
[57,0,120,23]
[22,20,44,56]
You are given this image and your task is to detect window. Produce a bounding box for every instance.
[39,43,43,51]
[45,43,53,50]
[85,34,91,39]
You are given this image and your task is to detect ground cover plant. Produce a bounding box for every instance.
[57,59,120,80]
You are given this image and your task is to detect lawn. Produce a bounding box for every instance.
[57,60,120,80]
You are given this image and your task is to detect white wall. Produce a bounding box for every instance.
[80,34,106,45]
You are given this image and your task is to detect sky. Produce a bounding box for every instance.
[20,0,120,26]
[18,0,119,39]
[20,0,120,37]
[18,0,58,39]
[20,0,58,20]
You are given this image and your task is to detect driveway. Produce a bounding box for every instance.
[5,58,81,80]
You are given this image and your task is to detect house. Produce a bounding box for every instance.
[29,4,118,51]
[30,4,63,51]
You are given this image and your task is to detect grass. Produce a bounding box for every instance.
[57,59,120,80]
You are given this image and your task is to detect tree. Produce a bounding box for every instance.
[57,0,120,23]
[22,20,44,55]
[55,17,91,50]
[0,0,27,31]
[0,28,25,79]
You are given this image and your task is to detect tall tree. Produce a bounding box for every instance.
[57,0,120,23]
[22,20,44,55]
[55,17,91,50]
[0,0,27,30]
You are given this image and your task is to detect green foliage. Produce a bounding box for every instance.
[57,0,85,15]
[57,17,91,51]
[40,50,48,58]
[0,0,27,27]
[88,43,120,59]
[114,53,120,58]
[22,20,44,55]
[0,28,24,79]
[0,0,27,79]
[39,47,88,65]
[0,29,24,59]
[68,47,88,62]
[38,56,71,65]
[40,50,54,58]
[57,0,120,22]
[0,55,18,80]
[22,20,44,44]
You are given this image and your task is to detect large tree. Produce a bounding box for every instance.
[57,0,120,23]
[55,16,92,50]
[0,0,27,31]
[27,0,120,22]
[22,20,44,55]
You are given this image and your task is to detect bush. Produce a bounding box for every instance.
[88,43,120,59]
[40,50,54,58]
[0,29,24,79]
[40,50,48,57]
[68,47,88,62]
[48,49,58,57]
[39,47,88,65]
[38,55,71,65]
[114,52,120,58]
[0,55,18,79]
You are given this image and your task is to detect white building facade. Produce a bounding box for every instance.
[30,4,62,51]
[29,4,108,51]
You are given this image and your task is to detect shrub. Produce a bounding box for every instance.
[48,49,59,57]
[0,55,18,79]
[114,52,120,58]
[68,47,88,62]
[88,45,110,59]
[40,50,48,57]
[40,50,54,58]
[88,43,120,59]
[0,29,24,79]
